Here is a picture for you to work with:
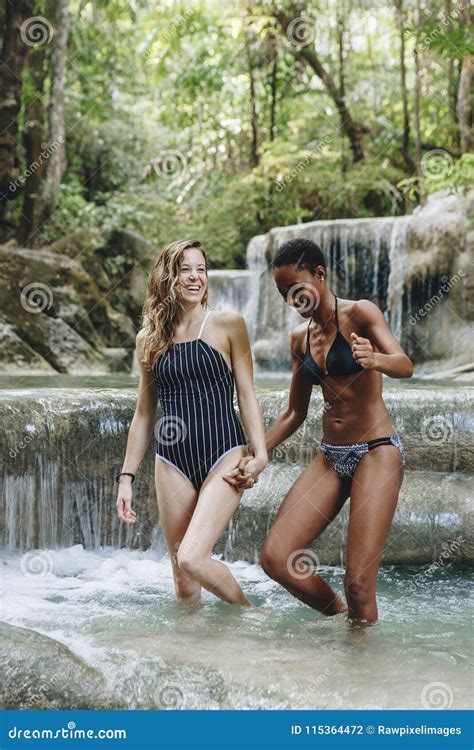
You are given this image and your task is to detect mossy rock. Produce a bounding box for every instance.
[0,243,136,373]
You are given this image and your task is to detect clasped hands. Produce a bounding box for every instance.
[223,454,267,490]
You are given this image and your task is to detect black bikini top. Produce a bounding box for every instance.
[302,296,364,386]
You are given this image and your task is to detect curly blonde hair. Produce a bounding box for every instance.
[138,239,208,370]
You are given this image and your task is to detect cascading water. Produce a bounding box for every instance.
[1,385,472,558]
[205,193,471,371]
[386,217,411,340]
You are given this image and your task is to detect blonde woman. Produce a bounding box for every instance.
[116,239,267,606]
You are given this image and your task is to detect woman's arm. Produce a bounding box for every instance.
[116,332,158,523]
[228,312,267,465]
[351,300,413,378]
[264,325,313,453]
[224,322,312,489]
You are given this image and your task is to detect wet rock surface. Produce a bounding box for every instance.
[1,386,472,562]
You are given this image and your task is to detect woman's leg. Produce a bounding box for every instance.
[155,456,201,603]
[176,447,251,607]
[344,444,404,624]
[261,453,350,615]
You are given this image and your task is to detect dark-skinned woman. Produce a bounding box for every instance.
[224,238,413,625]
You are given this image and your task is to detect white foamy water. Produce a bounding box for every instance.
[1,545,472,710]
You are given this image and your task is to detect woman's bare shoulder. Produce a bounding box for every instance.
[209,309,246,331]
[290,320,308,357]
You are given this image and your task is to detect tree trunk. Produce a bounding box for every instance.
[336,3,350,174]
[268,31,278,142]
[19,46,48,245]
[336,6,345,100]
[446,0,457,125]
[394,0,416,175]
[274,8,367,162]
[457,0,473,153]
[40,0,69,226]
[0,0,35,240]
[244,30,260,168]
[413,0,424,200]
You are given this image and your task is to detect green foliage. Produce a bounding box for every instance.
[15,0,471,268]
[426,154,474,195]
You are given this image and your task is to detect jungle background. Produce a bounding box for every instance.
[1,0,472,268]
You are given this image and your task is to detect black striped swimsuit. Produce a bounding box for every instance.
[152,310,247,490]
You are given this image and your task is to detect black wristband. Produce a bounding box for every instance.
[116,472,135,484]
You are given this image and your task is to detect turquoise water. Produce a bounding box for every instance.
[0,373,470,391]
[1,545,471,710]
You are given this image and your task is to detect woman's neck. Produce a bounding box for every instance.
[311,291,335,327]
[174,303,205,329]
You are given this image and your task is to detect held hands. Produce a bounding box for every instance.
[350,332,377,369]
[116,478,137,524]
[223,453,267,491]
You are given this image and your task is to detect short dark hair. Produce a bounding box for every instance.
[272,238,326,274]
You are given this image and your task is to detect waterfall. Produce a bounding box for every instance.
[238,193,470,370]
[0,386,472,560]
[386,217,411,340]
[238,217,399,367]
[207,269,261,342]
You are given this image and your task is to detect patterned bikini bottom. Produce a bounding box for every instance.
[320,434,405,479]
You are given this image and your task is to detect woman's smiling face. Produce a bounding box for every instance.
[177,247,207,304]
